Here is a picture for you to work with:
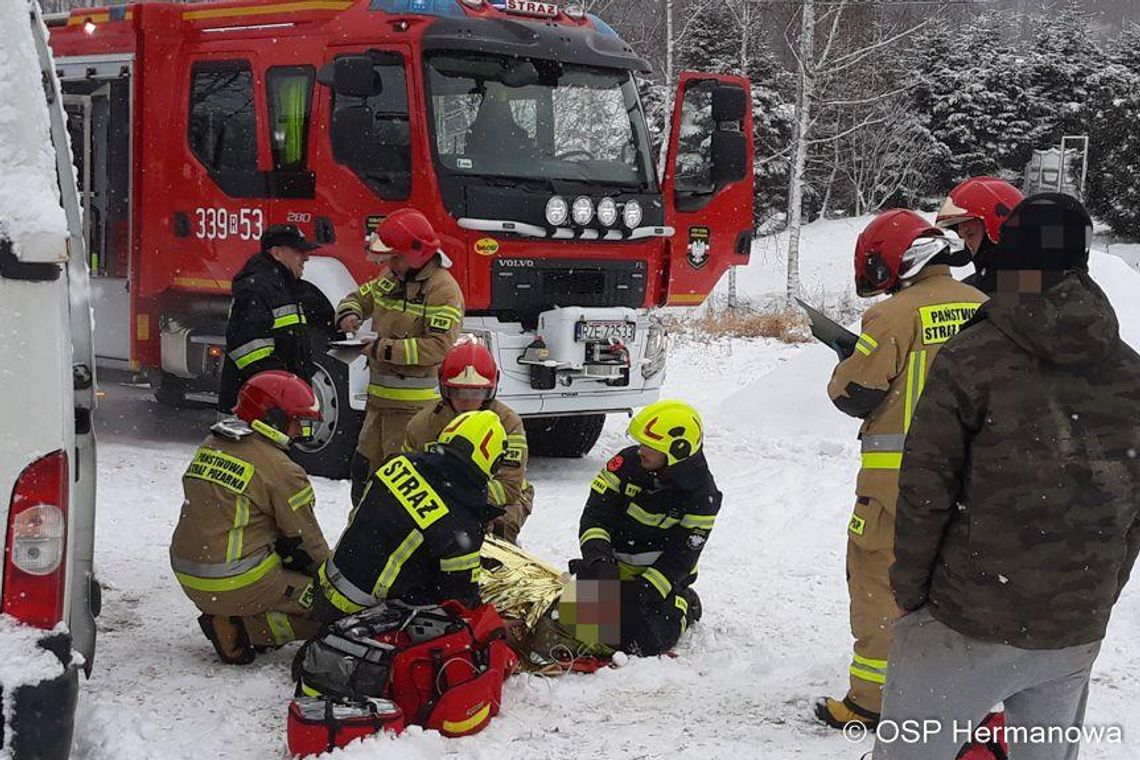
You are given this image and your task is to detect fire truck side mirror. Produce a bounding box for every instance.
[711,85,746,123]
[710,131,748,186]
[710,84,748,186]
[317,56,381,99]
[331,106,374,166]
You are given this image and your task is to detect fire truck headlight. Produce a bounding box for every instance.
[546,196,569,226]
[597,197,618,227]
[623,199,643,229]
[641,316,667,379]
[572,196,594,226]
[564,3,586,19]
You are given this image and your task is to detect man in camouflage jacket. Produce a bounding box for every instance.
[876,194,1140,760]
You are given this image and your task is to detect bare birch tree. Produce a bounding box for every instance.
[783,0,934,301]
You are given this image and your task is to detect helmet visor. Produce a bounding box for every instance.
[366,231,394,254]
[444,386,495,404]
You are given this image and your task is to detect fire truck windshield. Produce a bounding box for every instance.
[426,53,655,189]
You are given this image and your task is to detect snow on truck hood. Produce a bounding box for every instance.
[0,0,69,263]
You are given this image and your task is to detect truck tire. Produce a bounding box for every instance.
[291,347,362,480]
[152,372,188,408]
[524,414,606,458]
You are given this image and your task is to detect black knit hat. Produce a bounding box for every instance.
[993,193,1093,273]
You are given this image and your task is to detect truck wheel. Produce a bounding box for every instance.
[524,414,606,458]
[152,372,187,408]
[291,349,361,479]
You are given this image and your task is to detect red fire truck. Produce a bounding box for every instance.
[47,0,754,477]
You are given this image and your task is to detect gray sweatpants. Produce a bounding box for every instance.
[873,607,1101,760]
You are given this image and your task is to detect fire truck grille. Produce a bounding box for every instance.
[491,258,646,326]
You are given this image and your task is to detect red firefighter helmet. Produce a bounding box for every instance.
[440,341,499,405]
[367,208,441,269]
[936,176,1024,245]
[854,210,947,297]
[233,370,322,440]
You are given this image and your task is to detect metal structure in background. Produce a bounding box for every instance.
[1023,135,1089,199]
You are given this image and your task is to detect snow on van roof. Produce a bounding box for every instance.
[0,0,69,262]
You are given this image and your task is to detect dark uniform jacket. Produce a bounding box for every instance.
[893,272,1140,649]
[962,238,997,294]
[578,446,721,602]
[218,251,313,412]
[316,449,491,621]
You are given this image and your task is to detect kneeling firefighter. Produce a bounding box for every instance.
[574,400,721,656]
[404,341,534,543]
[815,210,985,730]
[315,410,507,621]
[171,370,331,664]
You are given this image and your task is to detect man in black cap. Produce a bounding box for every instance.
[874,194,1140,760]
[218,224,321,414]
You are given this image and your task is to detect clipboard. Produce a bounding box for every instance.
[325,335,376,365]
[795,299,858,360]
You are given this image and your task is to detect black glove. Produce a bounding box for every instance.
[276,536,316,575]
[570,554,618,581]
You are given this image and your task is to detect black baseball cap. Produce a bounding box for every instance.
[261,224,321,253]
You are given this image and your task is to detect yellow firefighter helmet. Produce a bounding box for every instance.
[438,409,507,479]
[627,399,704,466]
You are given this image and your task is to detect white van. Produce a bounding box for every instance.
[0,2,98,757]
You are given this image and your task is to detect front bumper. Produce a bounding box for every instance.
[0,632,79,760]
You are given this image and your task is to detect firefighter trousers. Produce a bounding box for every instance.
[183,566,321,648]
[351,401,432,504]
[622,585,699,657]
[846,492,896,714]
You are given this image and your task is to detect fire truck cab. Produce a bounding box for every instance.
[48,0,754,477]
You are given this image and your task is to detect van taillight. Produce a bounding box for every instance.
[2,450,69,629]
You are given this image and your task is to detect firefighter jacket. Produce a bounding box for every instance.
[316,449,491,620]
[828,266,986,505]
[893,273,1140,648]
[335,259,464,409]
[218,251,313,413]
[171,425,330,597]
[578,446,721,602]
[403,399,533,514]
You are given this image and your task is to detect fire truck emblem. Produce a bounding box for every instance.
[686,227,710,270]
[474,238,500,257]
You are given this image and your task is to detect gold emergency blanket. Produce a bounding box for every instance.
[478,536,568,631]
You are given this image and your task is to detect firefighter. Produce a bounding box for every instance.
[218,224,320,415]
[574,400,720,657]
[403,341,533,543]
[934,176,1024,293]
[815,210,986,730]
[172,370,330,665]
[335,209,464,505]
[314,410,507,621]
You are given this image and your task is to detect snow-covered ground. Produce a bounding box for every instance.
[73,219,1140,759]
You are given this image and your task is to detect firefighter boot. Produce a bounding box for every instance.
[679,587,702,624]
[197,614,256,665]
[813,696,880,731]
